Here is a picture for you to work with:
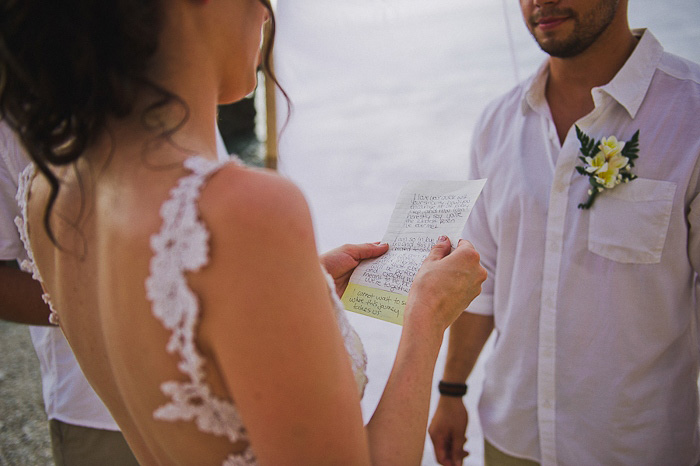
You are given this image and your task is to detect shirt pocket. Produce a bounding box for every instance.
[587,178,676,264]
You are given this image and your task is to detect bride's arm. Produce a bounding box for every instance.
[365,238,484,465]
[193,165,485,465]
[194,166,371,464]
[319,239,485,465]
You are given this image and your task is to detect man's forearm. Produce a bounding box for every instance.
[0,262,52,325]
[440,311,494,383]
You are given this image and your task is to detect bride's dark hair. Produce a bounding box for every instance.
[0,0,280,243]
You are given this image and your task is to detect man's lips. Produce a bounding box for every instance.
[536,16,569,31]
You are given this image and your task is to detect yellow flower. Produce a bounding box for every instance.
[594,166,621,189]
[584,152,608,174]
[585,137,629,181]
[599,136,626,159]
[608,152,629,171]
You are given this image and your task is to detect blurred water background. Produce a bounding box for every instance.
[272,1,700,464]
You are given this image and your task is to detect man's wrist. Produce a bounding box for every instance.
[438,380,468,397]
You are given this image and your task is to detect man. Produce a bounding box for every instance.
[0,122,140,465]
[429,0,700,465]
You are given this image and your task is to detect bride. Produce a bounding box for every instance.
[0,1,486,464]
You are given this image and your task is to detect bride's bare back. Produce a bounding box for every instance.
[22,152,245,464]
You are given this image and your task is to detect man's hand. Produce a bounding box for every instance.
[429,396,469,466]
[0,261,52,325]
[319,242,389,297]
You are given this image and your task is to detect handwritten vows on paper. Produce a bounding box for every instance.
[341,179,486,325]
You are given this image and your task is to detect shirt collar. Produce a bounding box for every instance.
[521,29,664,119]
[522,62,550,116]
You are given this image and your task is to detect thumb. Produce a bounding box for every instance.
[349,242,390,261]
[426,236,452,261]
[451,433,468,464]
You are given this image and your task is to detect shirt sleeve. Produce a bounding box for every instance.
[0,125,28,261]
[461,114,497,316]
[688,166,700,326]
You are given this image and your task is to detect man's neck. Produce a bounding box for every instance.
[545,26,638,143]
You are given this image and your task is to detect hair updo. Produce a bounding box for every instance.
[0,0,279,243]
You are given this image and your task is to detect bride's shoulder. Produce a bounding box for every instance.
[199,162,315,246]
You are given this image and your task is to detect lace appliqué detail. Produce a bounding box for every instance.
[146,156,254,465]
[223,449,257,466]
[322,271,368,396]
[14,163,59,325]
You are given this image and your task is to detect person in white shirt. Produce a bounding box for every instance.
[429,0,700,465]
[1,122,140,465]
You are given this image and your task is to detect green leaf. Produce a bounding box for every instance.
[575,125,597,157]
[622,129,640,160]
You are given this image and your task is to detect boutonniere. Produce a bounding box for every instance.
[574,125,639,209]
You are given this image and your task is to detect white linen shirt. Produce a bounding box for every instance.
[463,30,700,465]
[0,123,120,430]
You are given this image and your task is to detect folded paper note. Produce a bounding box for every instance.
[341,179,486,324]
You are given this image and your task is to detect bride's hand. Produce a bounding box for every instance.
[319,242,389,297]
[405,237,486,332]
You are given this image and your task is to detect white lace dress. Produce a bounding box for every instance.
[15,156,368,466]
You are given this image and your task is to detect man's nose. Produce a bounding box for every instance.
[533,0,559,7]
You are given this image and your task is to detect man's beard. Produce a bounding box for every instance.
[528,0,619,58]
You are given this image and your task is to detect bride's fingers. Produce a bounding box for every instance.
[344,242,389,260]
[457,238,474,249]
[424,236,452,262]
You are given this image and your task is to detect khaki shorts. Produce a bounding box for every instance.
[49,419,139,466]
[484,438,700,466]
[484,438,539,466]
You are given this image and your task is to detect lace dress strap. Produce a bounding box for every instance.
[14,163,59,325]
[146,156,255,466]
[322,271,369,396]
